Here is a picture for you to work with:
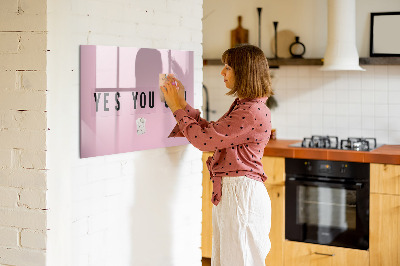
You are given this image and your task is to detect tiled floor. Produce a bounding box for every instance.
[202,257,211,266]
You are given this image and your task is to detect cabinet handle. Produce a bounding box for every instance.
[314,252,335,257]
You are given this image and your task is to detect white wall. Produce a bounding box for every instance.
[47,0,203,266]
[204,0,400,58]
[204,0,326,59]
[203,0,400,145]
[204,65,400,144]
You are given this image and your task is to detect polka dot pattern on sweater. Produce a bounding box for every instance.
[168,97,272,206]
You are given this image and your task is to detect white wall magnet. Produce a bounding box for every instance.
[136,117,146,135]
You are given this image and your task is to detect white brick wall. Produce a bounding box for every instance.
[0,187,19,208]
[21,229,47,250]
[2,0,203,263]
[0,0,48,265]
[0,247,46,266]
[47,1,203,266]
[0,227,19,247]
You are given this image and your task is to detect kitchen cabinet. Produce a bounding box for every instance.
[370,163,400,195]
[260,141,400,266]
[201,154,286,266]
[202,156,400,265]
[370,193,400,266]
[261,156,285,186]
[261,156,285,266]
[264,184,284,266]
[202,152,213,258]
[370,163,400,266]
[284,241,369,266]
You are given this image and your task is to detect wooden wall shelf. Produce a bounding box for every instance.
[359,57,400,65]
[203,58,323,67]
[203,57,400,67]
[268,58,323,67]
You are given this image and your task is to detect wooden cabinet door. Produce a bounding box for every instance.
[264,184,284,266]
[262,156,285,186]
[262,157,285,265]
[202,152,213,258]
[284,241,369,266]
[370,193,400,266]
[370,163,400,195]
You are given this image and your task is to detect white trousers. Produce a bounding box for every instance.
[212,176,271,266]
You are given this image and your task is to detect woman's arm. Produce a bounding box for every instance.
[170,76,212,128]
[181,103,211,128]
[172,106,257,152]
[163,76,212,137]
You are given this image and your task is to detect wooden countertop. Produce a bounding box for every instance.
[263,139,400,165]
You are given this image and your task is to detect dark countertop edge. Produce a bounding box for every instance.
[263,140,400,165]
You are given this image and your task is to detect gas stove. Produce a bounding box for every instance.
[289,135,381,151]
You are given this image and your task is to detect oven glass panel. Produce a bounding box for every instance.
[297,186,357,230]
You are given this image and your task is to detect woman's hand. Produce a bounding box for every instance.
[170,76,187,109]
[160,78,183,113]
[166,75,187,109]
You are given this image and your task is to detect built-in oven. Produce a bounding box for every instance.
[285,158,369,250]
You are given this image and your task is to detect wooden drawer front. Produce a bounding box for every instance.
[370,163,400,195]
[265,185,284,266]
[284,241,369,266]
[262,156,285,185]
[370,193,400,266]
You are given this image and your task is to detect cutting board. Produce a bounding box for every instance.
[231,16,249,48]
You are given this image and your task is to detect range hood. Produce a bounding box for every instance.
[320,0,365,71]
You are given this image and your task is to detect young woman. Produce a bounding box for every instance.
[162,44,273,266]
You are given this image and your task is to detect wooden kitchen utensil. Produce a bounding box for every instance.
[231,16,249,48]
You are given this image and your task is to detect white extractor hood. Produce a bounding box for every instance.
[320,0,365,71]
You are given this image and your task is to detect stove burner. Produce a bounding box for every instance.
[301,135,339,149]
[295,136,379,151]
[340,137,377,151]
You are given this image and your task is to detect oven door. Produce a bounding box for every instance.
[285,177,369,250]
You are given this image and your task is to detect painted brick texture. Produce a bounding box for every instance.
[46,0,203,265]
[0,0,47,265]
[0,0,47,32]
[0,0,203,265]
[21,229,47,250]
[0,227,19,247]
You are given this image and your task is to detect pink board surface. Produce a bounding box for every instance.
[80,45,194,158]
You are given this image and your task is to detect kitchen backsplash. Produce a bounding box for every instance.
[203,65,400,144]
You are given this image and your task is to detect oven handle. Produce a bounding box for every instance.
[286,177,364,189]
